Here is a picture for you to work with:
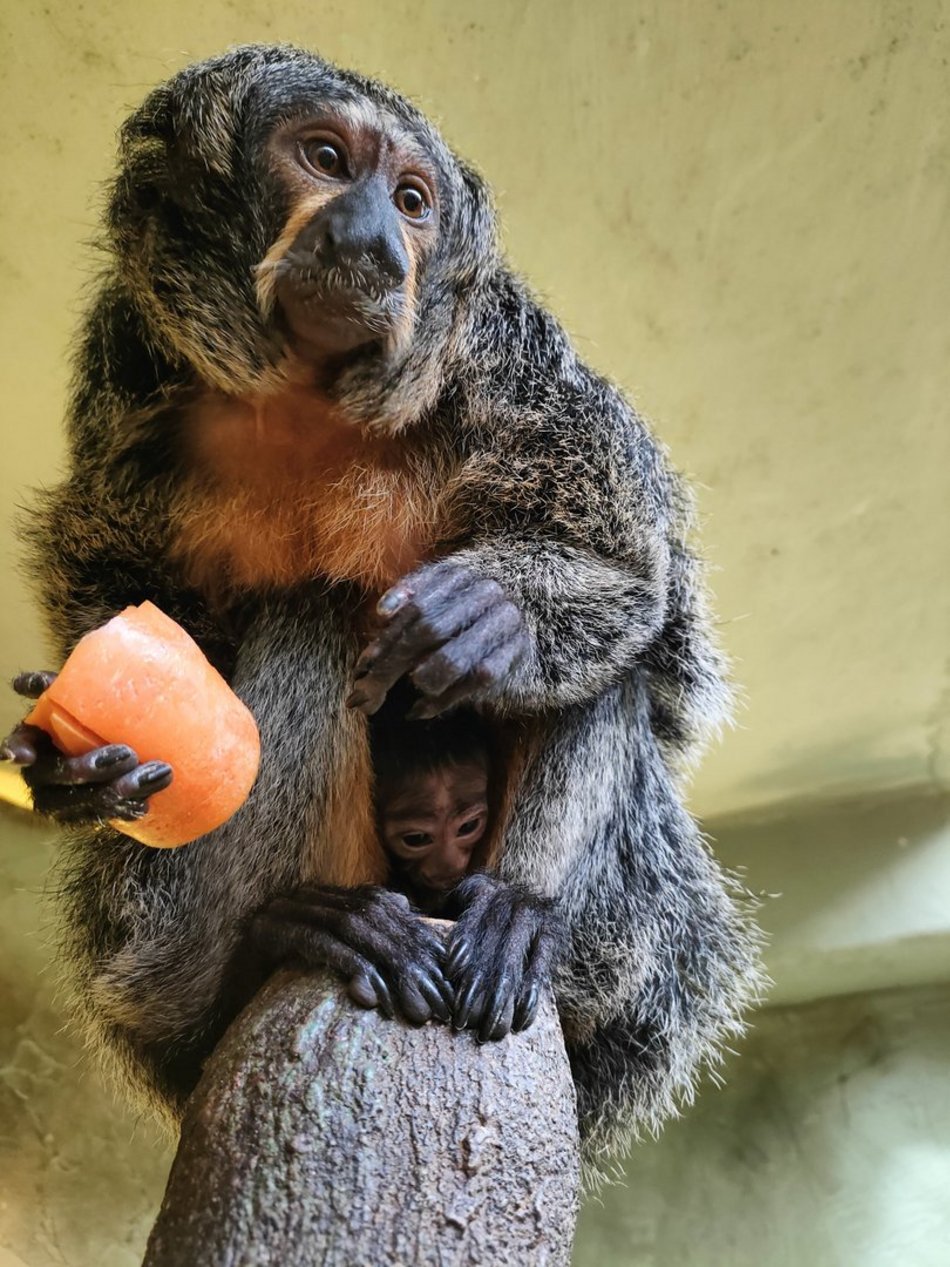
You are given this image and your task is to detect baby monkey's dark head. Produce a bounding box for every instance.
[108,44,497,411]
[372,711,492,898]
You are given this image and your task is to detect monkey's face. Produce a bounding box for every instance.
[379,759,489,892]
[256,107,440,359]
[110,46,497,408]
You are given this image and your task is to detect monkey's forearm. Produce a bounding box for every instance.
[349,540,668,718]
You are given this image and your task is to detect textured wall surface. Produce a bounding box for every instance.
[0,815,171,1267]
[575,983,950,1267]
[1,0,948,818]
[715,789,950,1006]
[2,2,949,1265]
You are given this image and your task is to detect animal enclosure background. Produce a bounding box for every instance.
[1,2,948,1265]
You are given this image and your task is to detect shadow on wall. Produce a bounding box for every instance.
[709,787,950,1006]
[574,983,950,1267]
[709,729,938,817]
[0,813,171,1267]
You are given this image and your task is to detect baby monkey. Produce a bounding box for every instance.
[371,710,493,914]
[364,707,554,1040]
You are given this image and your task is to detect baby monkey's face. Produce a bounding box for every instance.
[379,759,489,893]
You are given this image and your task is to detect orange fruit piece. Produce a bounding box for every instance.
[26,601,260,848]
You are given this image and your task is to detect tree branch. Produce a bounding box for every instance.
[143,966,580,1266]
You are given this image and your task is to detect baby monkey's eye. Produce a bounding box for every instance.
[394,183,431,221]
[401,831,432,848]
[300,139,346,178]
[457,817,483,838]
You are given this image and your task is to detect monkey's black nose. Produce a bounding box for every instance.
[302,180,410,291]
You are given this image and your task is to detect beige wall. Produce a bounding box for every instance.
[1,1,948,820]
[0,817,170,1267]
[575,983,950,1267]
[2,2,949,1265]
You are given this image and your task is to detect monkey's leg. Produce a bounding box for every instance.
[250,886,454,1026]
[442,873,564,1043]
[2,671,172,823]
[514,680,763,1163]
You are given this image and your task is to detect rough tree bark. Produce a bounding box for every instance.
[142,965,580,1267]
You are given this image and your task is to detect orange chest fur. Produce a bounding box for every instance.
[170,390,447,596]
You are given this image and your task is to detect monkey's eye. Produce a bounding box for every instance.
[300,139,346,178]
[394,183,431,221]
[401,831,432,848]
[457,817,483,838]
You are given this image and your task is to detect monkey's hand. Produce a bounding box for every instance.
[250,885,455,1026]
[444,873,564,1043]
[346,560,531,718]
[1,671,173,824]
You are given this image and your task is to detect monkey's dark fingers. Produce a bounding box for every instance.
[513,981,542,1033]
[351,564,477,692]
[1,722,50,766]
[109,761,173,800]
[412,968,455,1021]
[407,636,529,721]
[257,887,452,1025]
[479,975,518,1045]
[471,903,540,1041]
[348,968,396,1018]
[283,885,435,959]
[12,670,59,700]
[19,782,151,824]
[253,913,396,1016]
[407,607,528,713]
[512,922,562,1032]
[444,934,475,979]
[26,744,140,787]
[445,875,562,1041]
[23,754,172,824]
[408,600,524,695]
[447,898,526,1034]
[453,972,490,1034]
[338,915,452,1024]
[347,570,508,714]
[373,558,478,622]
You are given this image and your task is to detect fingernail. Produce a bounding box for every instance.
[95,747,131,769]
[139,765,171,787]
[0,745,13,762]
[377,587,407,617]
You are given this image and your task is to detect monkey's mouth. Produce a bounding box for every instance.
[266,259,405,356]
[411,867,465,893]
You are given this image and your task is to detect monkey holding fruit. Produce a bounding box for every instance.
[3,44,762,1172]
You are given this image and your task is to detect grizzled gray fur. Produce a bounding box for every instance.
[18,44,763,1177]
